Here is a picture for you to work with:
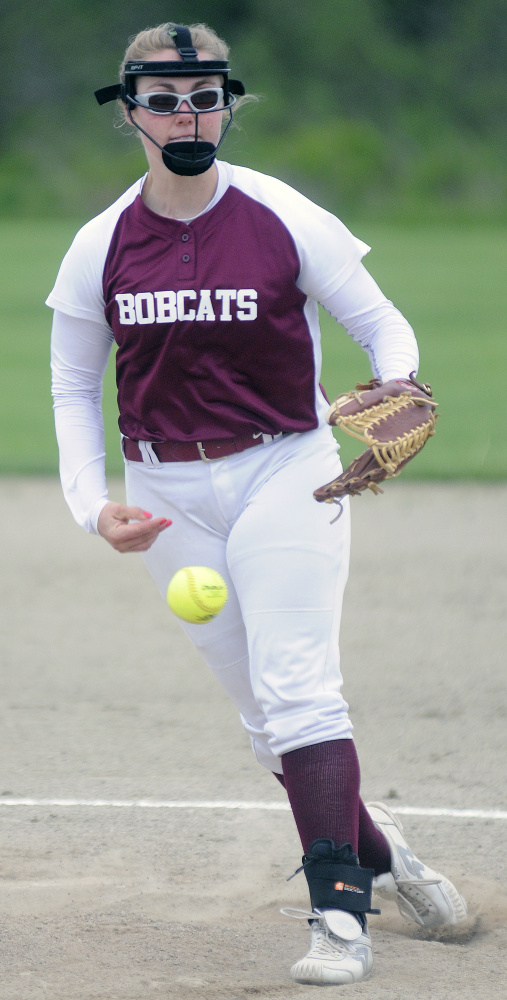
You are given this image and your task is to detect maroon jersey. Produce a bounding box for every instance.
[47,162,368,441]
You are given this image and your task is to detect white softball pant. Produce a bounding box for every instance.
[124,425,352,773]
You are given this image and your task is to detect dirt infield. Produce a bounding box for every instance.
[1,478,506,999]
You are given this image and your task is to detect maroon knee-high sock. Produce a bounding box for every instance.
[280,739,360,854]
[274,759,391,874]
[357,799,391,875]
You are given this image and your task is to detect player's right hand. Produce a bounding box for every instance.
[97,502,171,553]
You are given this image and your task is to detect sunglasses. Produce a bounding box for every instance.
[130,87,226,114]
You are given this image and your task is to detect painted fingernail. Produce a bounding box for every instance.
[160,518,172,527]
[143,511,152,518]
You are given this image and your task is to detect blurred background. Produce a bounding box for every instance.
[1,0,506,478]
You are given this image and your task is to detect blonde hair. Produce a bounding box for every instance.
[120,22,230,82]
[117,21,256,130]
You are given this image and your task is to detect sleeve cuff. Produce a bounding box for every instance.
[88,496,110,535]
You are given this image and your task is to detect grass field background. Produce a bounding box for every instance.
[1,218,505,479]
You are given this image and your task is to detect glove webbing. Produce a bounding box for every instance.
[335,394,438,476]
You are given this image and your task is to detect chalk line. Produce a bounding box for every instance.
[0,799,505,819]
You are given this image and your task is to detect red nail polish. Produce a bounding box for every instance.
[143,511,152,518]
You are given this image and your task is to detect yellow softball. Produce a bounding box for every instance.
[167,566,228,624]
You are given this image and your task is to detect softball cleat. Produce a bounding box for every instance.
[288,909,373,985]
[366,801,468,928]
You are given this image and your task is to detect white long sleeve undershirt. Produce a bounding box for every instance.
[51,311,114,533]
[320,263,418,381]
[50,261,418,533]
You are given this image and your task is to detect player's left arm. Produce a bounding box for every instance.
[319,262,419,382]
[272,182,416,379]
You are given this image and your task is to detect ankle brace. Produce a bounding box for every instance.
[299,840,379,915]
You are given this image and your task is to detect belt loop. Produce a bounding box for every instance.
[253,431,284,446]
[196,441,212,462]
[138,441,162,466]
[253,431,271,446]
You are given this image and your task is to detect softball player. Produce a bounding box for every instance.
[47,21,467,986]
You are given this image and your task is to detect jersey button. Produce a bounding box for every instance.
[181,233,190,242]
[182,253,191,262]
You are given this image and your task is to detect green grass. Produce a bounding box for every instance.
[1,219,506,478]
[321,223,507,479]
[0,219,121,476]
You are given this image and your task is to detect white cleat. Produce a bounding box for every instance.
[366,801,468,928]
[289,909,373,985]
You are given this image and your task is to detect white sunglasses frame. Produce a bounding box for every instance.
[129,87,229,115]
